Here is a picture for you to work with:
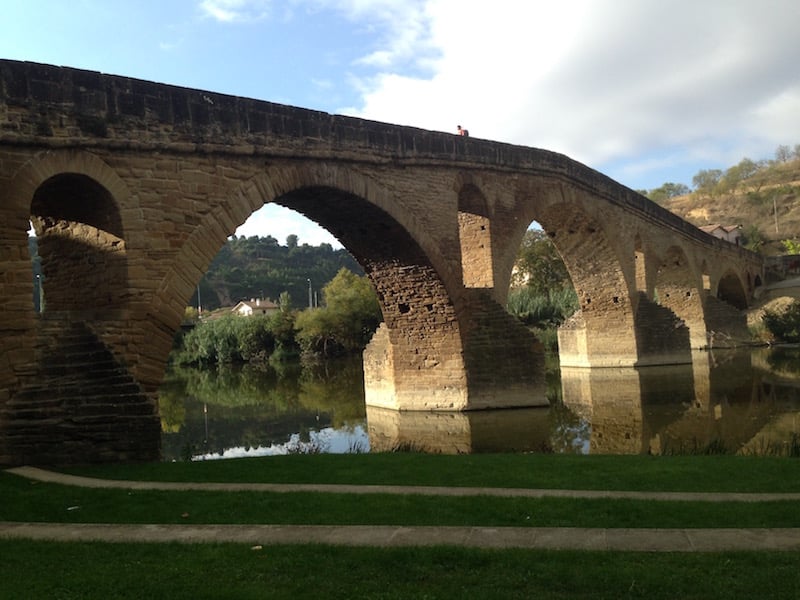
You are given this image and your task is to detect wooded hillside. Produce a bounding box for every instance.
[649,149,800,255]
[194,235,362,311]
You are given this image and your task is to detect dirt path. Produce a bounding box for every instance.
[3,467,800,552]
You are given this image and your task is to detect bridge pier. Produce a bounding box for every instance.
[0,314,161,466]
[363,290,548,411]
[558,292,706,368]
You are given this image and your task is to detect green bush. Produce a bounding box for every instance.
[175,270,379,364]
[294,269,382,358]
[176,313,292,366]
[762,300,800,343]
[507,286,578,328]
[177,315,248,365]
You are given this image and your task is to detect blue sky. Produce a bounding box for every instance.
[3,0,798,246]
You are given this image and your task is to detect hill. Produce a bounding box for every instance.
[196,235,362,311]
[657,156,800,255]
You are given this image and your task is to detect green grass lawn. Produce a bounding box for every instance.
[58,452,800,492]
[2,471,800,528]
[2,541,799,600]
[3,453,800,599]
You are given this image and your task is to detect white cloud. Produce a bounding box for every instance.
[748,86,800,143]
[199,0,271,23]
[310,0,438,73]
[235,204,342,247]
[338,0,800,188]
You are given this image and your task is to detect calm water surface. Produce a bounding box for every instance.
[158,347,800,461]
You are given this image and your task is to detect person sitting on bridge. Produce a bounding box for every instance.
[457,125,469,136]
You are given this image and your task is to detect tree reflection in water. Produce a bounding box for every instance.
[159,356,367,461]
[158,347,800,460]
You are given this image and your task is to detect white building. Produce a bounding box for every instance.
[231,298,280,317]
[699,224,742,245]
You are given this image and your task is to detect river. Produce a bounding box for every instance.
[158,346,800,461]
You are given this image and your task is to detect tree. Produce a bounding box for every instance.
[775,144,791,163]
[742,225,765,253]
[512,229,571,295]
[278,291,292,312]
[238,316,276,362]
[268,307,299,360]
[177,314,245,365]
[782,239,800,255]
[295,269,382,357]
[647,182,690,204]
[692,169,723,197]
[722,158,759,192]
[762,300,800,343]
[747,159,772,194]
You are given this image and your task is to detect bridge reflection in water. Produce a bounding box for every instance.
[166,348,800,460]
[366,406,553,454]
[367,348,800,456]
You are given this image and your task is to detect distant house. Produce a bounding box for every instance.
[699,224,742,246]
[231,298,280,317]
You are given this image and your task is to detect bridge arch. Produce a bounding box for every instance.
[30,173,128,313]
[652,245,705,349]
[634,234,649,297]
[457,183,493,289]
[249,162,465,298]
[7,150,133,315]
[511,188,639,367]
[694,263,750,347]
[276,186,473,409]
[717,269,749,310]
[148,162,487,409]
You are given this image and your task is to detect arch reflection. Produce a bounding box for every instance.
[560,349,800,455]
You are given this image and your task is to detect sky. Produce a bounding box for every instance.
[3,0,798,247]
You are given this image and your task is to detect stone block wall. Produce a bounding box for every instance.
[0,315,160,465]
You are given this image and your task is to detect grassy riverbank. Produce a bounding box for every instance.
[3,453,800,599]
[61,452,800,492]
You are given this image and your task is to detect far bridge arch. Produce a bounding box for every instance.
[457,183,494,289]
[700,267,751,346]
[512,192,638,367]
[652,245,705,350]
[717,269,749,310]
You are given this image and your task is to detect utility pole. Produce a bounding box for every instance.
[774,195,779,234]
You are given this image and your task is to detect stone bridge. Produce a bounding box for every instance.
[0,60,764,464]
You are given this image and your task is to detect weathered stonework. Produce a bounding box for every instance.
[560,351,778,455]
[0,60,764,464]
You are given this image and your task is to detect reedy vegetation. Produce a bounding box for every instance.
[176,268,381,364]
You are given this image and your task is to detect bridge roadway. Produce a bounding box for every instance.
[3,467,800,552]
[0,60,766,464]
